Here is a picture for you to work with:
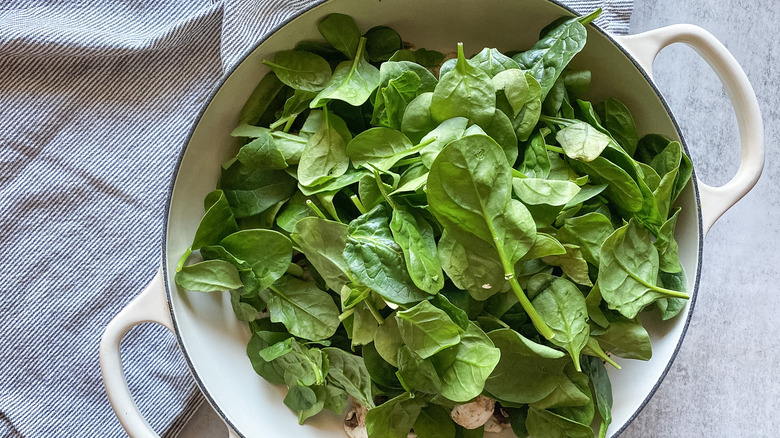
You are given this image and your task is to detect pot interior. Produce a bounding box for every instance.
[165,0,701,436]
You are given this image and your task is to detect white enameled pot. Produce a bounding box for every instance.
[99,0,764,437]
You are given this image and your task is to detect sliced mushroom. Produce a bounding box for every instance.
[344,402,368,438]
[450,395,496,430]
[484,416,510,433]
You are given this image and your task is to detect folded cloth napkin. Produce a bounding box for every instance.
[0,1,633,436]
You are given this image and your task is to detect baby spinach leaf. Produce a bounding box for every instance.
[395,345,442,394]
[246,329,292,385]
[389,209,444,294]
[230,289,263,322]
[513,15,589,100]
[263,50,332,92]
[531,275,590,370]
[432,323,500,402]
[594,314,652,360]
[317,13,361,59]
[258,337,294,362]
[378,60,439,94]
[582,356,613,438]
[220,160,297,218]
[174,260,243,292]
[513,178,581,207]
[413,405,456,438]
[390,164,428,195]
[485,328,567,404]
[365,392,425,438]
[431,43,496,126]
[275,339,327,387]
[365,26,403,62]
[655,208,682,273]
[374,311,404,367]
[430,294,471,331]
[297,110,351,187]
[657,270,688,320]
[492,69,531,117]
[311,38,380,108]
[520,232,567,261]
[518,128,552,178]
[569,154,643,213]
[350,302,379,346]
[284,384,318,412]
[372,70,421,130]
[438,228,506,300]
[324,347,374,408]
[526,406,593,438]
[556,212,614,267]
[220,229,292,291]
[191,190,239,250]
[482,108,520,166]
[599,220,689,319]
[236,129,288,170]
[291,217,352,292]
[261,275,340,341]
[429,134,553,337]
[344,205,431,304]
[556,121,612,162]
[542,244,592,286]
[397,301,462,359]
[594,98,639,156]
[401,92,437,144]
[562,70,591,100]
[428,135,535,264]
[346,127,417,170]
[471,47,521,77]
[419,117,469,168]
[363,342,402,389]
[388,48,447,69]
[238,73,286,126]
[531,367,590,410]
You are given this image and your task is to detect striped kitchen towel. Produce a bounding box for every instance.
[0,1,633,437]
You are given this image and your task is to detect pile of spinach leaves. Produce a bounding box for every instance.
[175,9,691,438]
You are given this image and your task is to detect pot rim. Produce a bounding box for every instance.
[161,1,704,436]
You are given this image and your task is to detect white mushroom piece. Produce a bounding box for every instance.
[450,395,496,430]
[344,402,368,438]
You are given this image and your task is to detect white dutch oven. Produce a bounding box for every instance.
[99,0,764,436]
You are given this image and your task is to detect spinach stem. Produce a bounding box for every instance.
[365,299,385,325]
[394,156,422,167]
[338,307,356,322]
[546,145,565,154]
[587,338,621,370]
[269,117,287,130]
[508,276,555,340]
[306,199,327,220]
[579,8,602,25]
[372,168,398,210]
[176,247,192,272]
[484,313,510,329]
[350,195,367,214]
[283,116,295,133]
[539,115,574,126]
[479,199,554,340]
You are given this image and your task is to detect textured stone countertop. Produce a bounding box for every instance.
[177,1,780,436]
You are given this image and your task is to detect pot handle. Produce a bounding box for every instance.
[99,269,174,437]
[100,269,239,437]
[615,25,764,235]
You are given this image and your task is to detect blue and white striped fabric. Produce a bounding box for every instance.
[0,1,632,436]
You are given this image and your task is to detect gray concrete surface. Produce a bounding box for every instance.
[176,1,780,436]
